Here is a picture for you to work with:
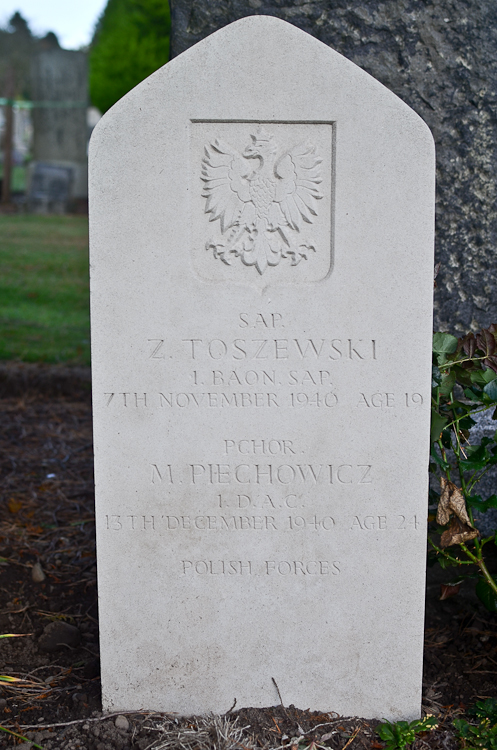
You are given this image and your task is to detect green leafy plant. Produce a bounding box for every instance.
[377,716,438,750]
[430,326,497,610]
[454,699,497,750]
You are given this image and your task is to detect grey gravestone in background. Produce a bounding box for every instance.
[169,0,497,335]
[30,48,88,204]
[28,163,72,213]
[90,17,434,719]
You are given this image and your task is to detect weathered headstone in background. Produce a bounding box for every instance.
[30,47,88,209]
[169,0,497,335]
[29,163,72,213]
[90,17,434,719]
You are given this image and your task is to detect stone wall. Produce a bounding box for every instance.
[169,0,497,334]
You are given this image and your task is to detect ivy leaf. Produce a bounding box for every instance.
[430,446,450,471]
[483,379,497,402]
[460,457,488,471]
[439,370,456,397]
[459,415,476,430]
[460,441,494,471]
[475,577,497,612]
[464,387,482,402]
[482,368,497,384]
[466,443,488,457]
[431,410,448,444]
[433,332,458,354]
[470,370,488,385]
[441,428,453,450]
[467,495,497,513]
[449,399,474,413]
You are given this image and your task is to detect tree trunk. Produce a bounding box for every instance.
[1,67,15,205]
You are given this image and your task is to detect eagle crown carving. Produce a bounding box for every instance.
[201,127,323,275]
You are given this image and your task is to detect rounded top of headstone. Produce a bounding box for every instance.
[91,13,433,151]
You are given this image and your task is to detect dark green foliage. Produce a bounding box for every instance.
[89,0,170,113]
[454,699,497,750]
[430,326,497,610]
[475,576,497,612]
[377,717,438,750]
[469,700,497,723]
[0,13,33,98]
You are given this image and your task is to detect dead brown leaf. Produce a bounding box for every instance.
[460,332,476,358]
[436,478,473,527]
[7,497,22,513]
[440,517,478,548]
[440,582,461,600]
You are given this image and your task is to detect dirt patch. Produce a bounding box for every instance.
[0,363,91,399]
[0,365,496,749]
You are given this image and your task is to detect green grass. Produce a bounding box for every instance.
[0,215,90,365]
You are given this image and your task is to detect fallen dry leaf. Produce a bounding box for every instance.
[440,582,461,600]
[7,497,22,513]
[440,516,478,548]
[437,478,473,527]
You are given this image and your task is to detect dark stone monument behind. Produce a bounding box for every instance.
[30,47,88,210]
[169,0,497,335]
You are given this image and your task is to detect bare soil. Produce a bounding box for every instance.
[0,363,496,750]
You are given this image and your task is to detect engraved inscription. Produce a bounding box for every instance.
[106,384,427,412]
[148,339,165,359]
[265,561,339,575]
[219,493,300,509]
[183,560,252,575]
[189,463,372,485]
[180,560,338,576]
[224,439,296,455]
[396,514,421,530]
[104,513,422,533]
[238,312,284,328]
[350,515,387,530]
[202,127,323,275]
[181,338,377,361]
[160,392,280,408]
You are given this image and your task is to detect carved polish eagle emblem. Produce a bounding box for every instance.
[201,127,323,275]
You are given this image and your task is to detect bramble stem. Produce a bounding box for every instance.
[429,539,473,565]
[438,355,489,370]
[460,543,497,595]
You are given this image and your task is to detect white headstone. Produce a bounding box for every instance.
[89,16,434,720]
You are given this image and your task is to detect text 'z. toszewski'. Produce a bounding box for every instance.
[202,127,323,274]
